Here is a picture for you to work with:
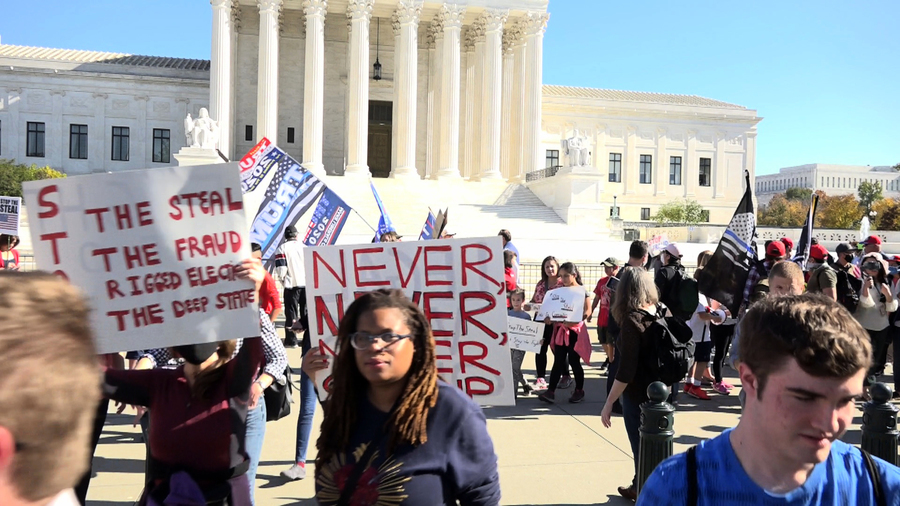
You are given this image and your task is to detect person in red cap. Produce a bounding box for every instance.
[806,244,837,300]
[861,235,883,256]
[742,241,786,307]
[780,237,794,259]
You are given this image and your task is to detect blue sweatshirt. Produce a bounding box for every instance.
[315,381,501,505]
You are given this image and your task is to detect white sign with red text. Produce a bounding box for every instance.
[305,237,514,406]
[22,164,260,354]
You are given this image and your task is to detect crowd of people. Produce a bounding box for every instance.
[4,228,900,505]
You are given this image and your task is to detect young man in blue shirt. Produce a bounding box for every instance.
[639,293,900,505]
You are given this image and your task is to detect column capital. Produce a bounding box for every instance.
[470,17,486,43]
[231,0,242,32]
[687,128,698,136]
[439,3,466,30]
[521,11,549,36]
[302,0,327,18]
[257,0,282,14]
[134,94,149,101]
[427,17,443,48]
[92,92,108,99]
[394,0,422,26]
[347,0,373,22]
[211,0,230,9]
[480,9,508,33]
[463,26,476,52]
[49,90,66,97]
[502,26,520,54]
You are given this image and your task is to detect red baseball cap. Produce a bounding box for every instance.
[780,237,794,250]
[809,244,829,262]
[766,241,786,258]
[861,235,882,246]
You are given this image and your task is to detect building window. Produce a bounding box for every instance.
[669,156,682,185]
[609,206,621,217]
[641,207,650,220]
[608,153,622,182]
[111,126,130,161]
[700,210,710,222]
[245,125,253,141]
[287,127,295,144]
[26,122,45,157]
[699,158,711,187]
[69,124,88,159]
[152,128,171,163]
[545,149,559,169]
[639,155,652,184]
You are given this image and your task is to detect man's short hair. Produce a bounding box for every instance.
[739,293,871,397]
[768,260,803,286]
[498,229,512,243]
[250,242,262,253]
[0,272,99,501]
[629,240,649,261]
[509,288,526,300]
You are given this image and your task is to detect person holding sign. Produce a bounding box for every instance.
[0,234,20,270]
[509,288,534,399]
[304,289,501,505]
[102,258,267,506]
[527,256,572,391]
[537,263,593,404]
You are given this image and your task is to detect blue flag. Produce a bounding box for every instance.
[419,210,436,240]
[370,181,395,242]
[303,188,351,247]
[248,148,325,270]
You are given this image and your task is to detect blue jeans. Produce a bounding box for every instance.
[245,400,266,505]
[621,394,642,488]
[295,335,318,464]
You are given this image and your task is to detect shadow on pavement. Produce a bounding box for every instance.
[91,455,145,474]
[87,501,137,506]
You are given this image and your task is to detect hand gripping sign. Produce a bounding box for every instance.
[304,237,515,406]
[22,163,260,354]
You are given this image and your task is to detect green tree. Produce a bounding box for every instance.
[652,199,706,226]
[757,194,806,227]
[817,194,862,229]
[0,159,66,198]
[785,187,813,202]
[858,180,884,215]
[892,162,900,172]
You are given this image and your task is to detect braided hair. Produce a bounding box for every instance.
[315,289,439,466]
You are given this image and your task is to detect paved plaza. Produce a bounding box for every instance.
[85,334,880,506]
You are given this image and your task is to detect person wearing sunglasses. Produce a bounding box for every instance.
[855,253,898,387]
[302,289,500,505]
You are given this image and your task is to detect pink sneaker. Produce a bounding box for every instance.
[713,382,731,395]
[719,380,735,391]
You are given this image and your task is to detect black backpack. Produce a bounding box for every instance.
[646,305,695,386]
[831,267,860,314]
[660,267,700,322]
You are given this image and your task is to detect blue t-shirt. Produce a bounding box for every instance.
[508,309,531,321]
[638,428,900,505]
[315,381,501,505]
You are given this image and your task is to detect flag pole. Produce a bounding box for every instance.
[352,209,378,234]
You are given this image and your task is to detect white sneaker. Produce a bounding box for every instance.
[280,463,306,481]
[533,378,548,390]
[558,376,573,389]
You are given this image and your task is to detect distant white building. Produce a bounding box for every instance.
[755,163,899,206]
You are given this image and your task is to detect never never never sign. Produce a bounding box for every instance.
[305,237,514,406]
[22,164,260,354]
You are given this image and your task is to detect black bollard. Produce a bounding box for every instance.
[861,382,899,466]
[636,381,675,495]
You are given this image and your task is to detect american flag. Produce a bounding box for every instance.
[248,149,325,270]
[419,209,436,240]
[0,214,17,233]
[697,172,758,315]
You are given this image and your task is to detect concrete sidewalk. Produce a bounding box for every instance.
[84,343,878,505]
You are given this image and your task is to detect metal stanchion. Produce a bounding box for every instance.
[861,382,899,466]
[637,381,675,494]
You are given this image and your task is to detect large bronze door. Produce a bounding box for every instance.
[367,100,392,178]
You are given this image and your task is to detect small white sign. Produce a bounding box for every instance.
[0,196,21,235]
[535,286,584,322]
[507,318,544,353]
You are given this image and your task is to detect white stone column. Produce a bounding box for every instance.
[135,94,149,166]
[462,28,477,179]
[685,129,697,197]
[625,125,637,194]
[509,23,526,183]
[499,28,515,180]
[521,11,548,176]
[714,130,726,198]
[425,21,441,179]
[256,0,282,142]
[470,20,485,179]
[391,0,423,179]
[746,131,757,182]
[436,3,465,179]
[301,0,327,177]
[49,90,65,170]
[92,93,109,173]
[345,0,374,177]
[478,9,508,180]
[655,127,667,196]
[6,88,21,163]
[210,0,233,157]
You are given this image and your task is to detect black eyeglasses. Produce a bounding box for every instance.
[862,262,881,271]
[349,332,412,350]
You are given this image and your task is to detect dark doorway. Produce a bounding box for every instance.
[367,100,392,178]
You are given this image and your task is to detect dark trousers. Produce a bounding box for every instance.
[868,327,892,383]
[535,322,554,379]
[606,344,623,412]
[621,394,643,488]
[891,325,900,392]
[283,287,307,345]
[711,323,736,384]
[74,397,109,505]
[549,330,584,391]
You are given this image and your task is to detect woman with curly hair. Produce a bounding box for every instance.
[303,289,500,505]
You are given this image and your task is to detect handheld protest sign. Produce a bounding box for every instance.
[508,319,544,353]
[22,163,260,354]
[0,196,21,235]
[305,236,514,406]
[535,286,584,322]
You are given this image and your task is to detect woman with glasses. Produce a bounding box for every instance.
[854,253,898,385]
[302,289,500,505]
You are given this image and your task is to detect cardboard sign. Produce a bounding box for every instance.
[535,286,585,322]
[305,237,514,406]
[22,164,260,354]
[508,318,544,353]
[0,196,20,235]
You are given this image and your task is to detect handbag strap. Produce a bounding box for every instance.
[861,449,886,506]
[686,446,698,506]
[337,437,385,506]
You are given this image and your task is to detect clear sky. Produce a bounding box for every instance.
[1,0,897,175]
